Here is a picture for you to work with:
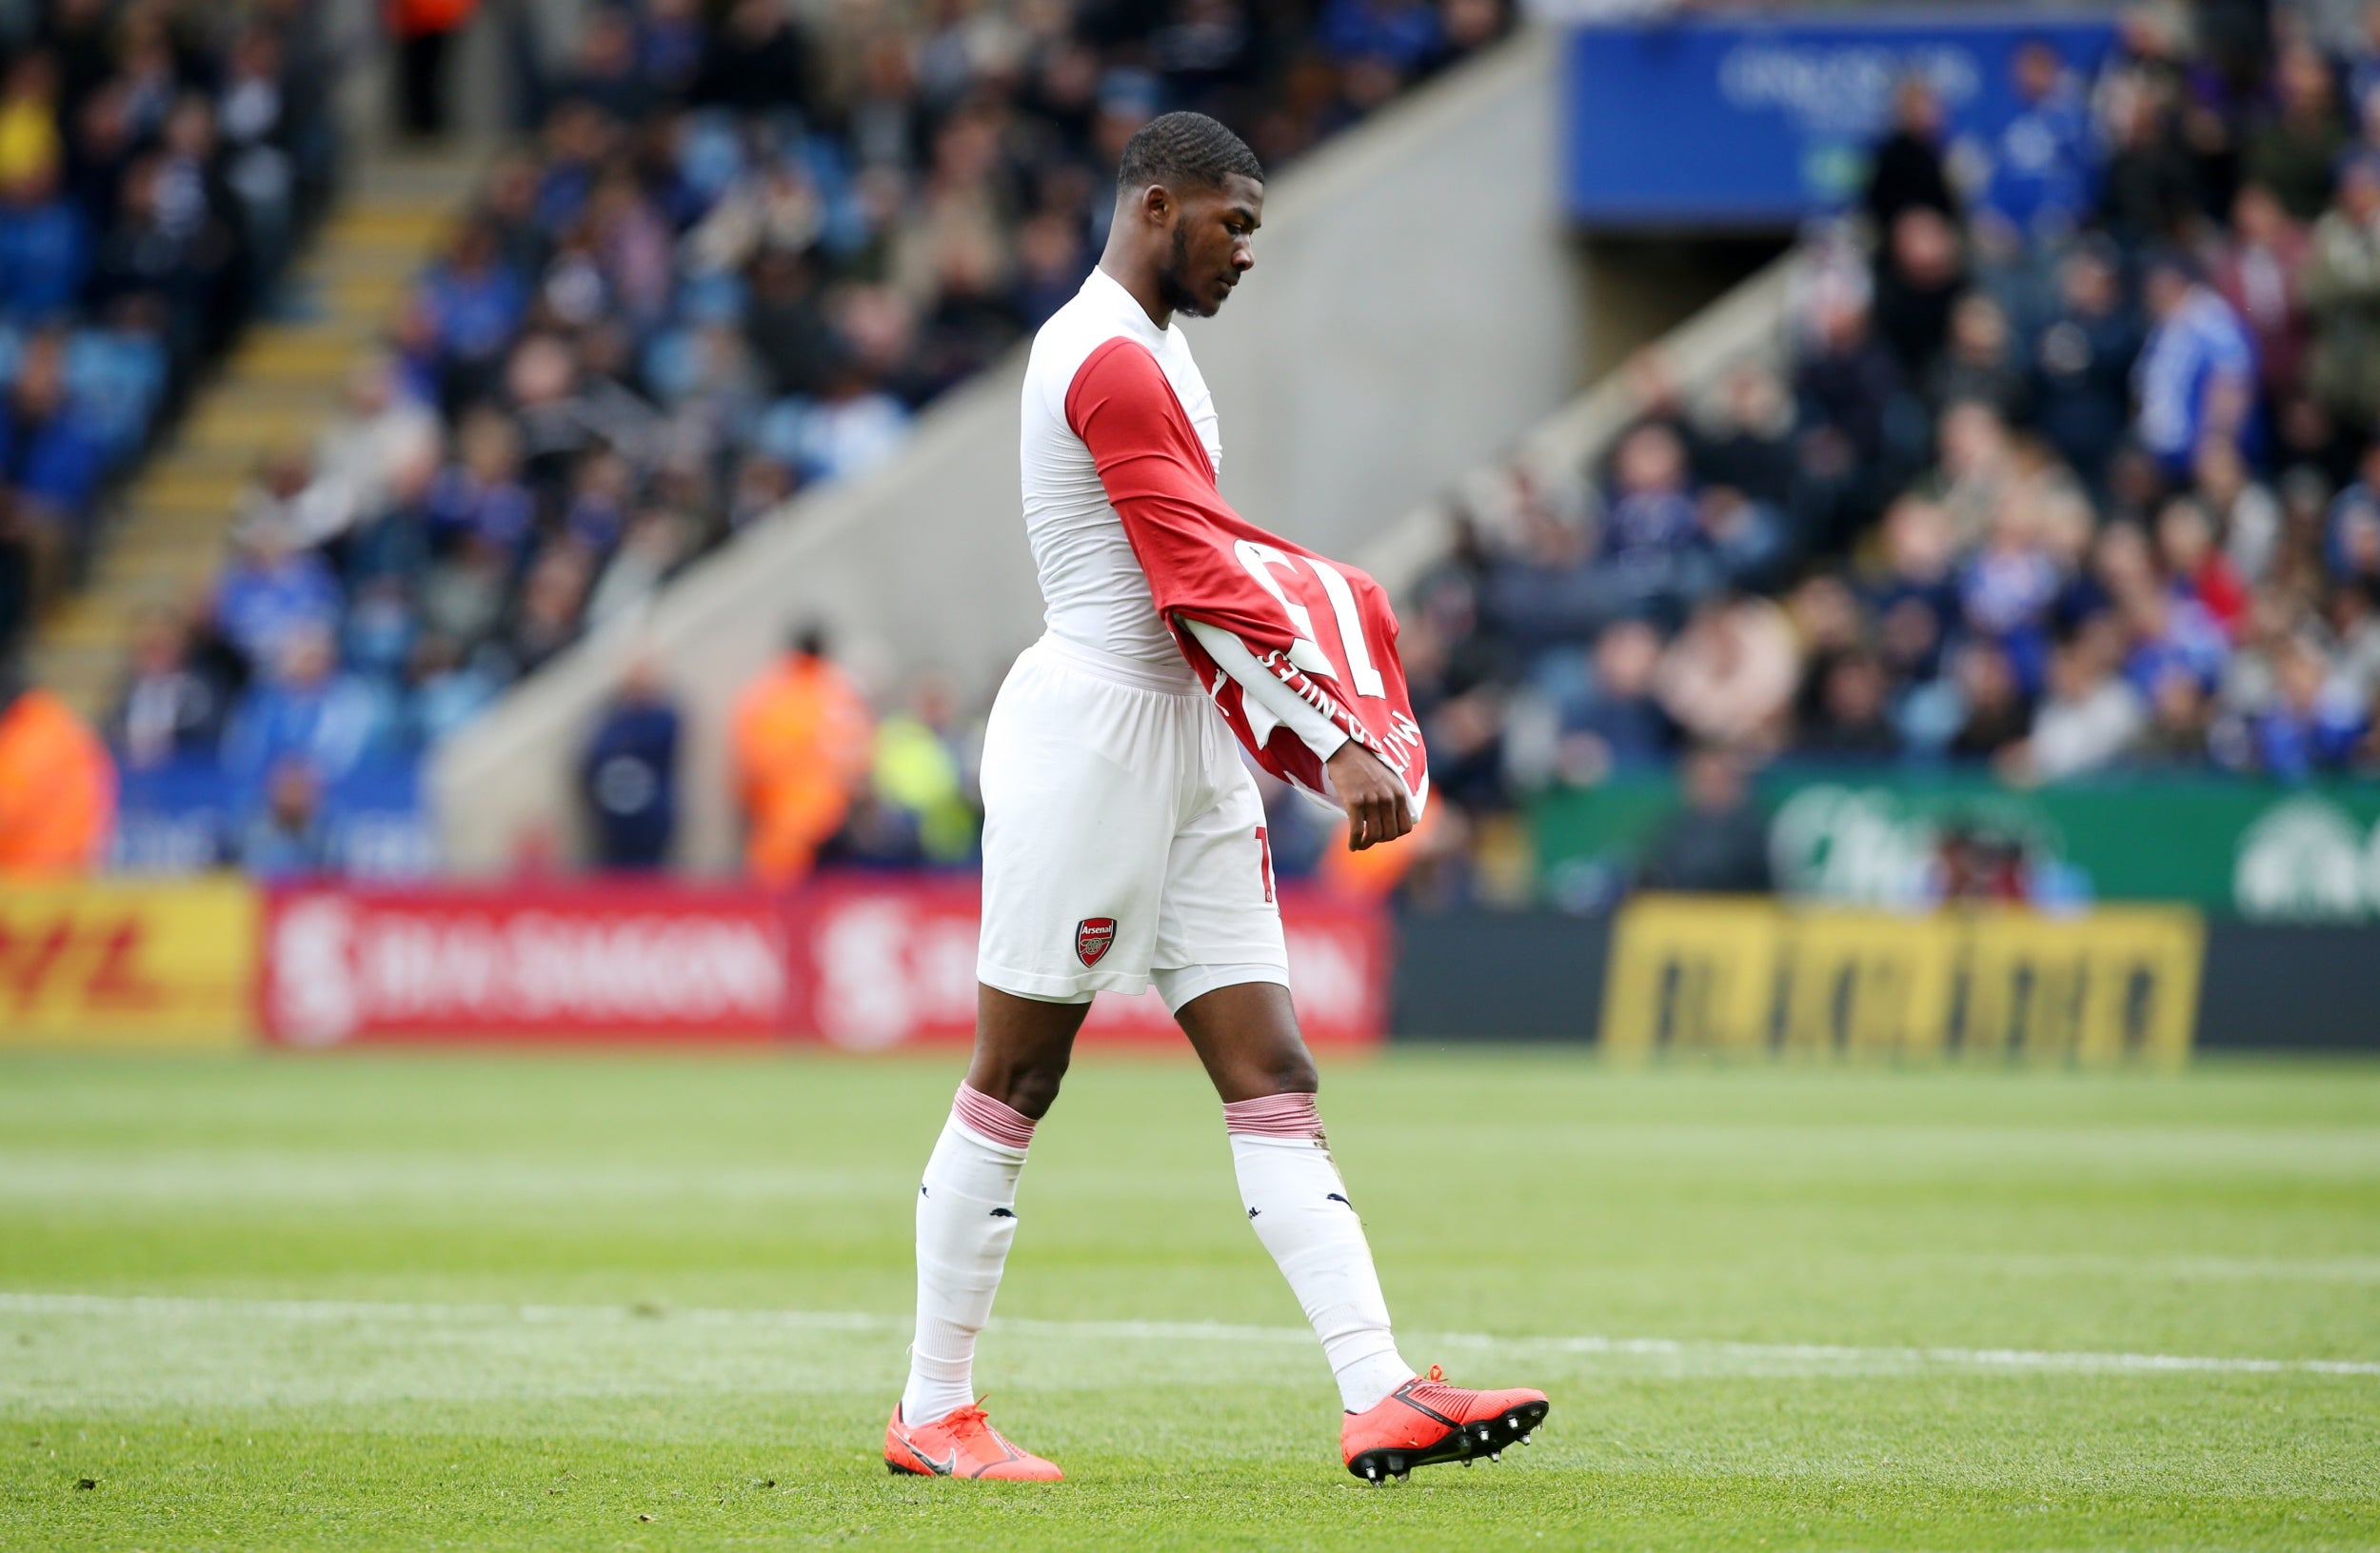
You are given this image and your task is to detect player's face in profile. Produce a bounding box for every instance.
[1160,173,1262,318]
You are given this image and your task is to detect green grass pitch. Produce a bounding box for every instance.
[2,1048,2376,1550]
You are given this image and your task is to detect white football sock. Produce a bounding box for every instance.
[1226,1094,1414,1413]
[902,1085,1034,1424]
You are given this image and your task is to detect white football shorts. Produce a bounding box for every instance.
[976,632,1289,1009]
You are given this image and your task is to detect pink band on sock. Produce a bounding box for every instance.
[1222,1091,1323,1138]
[952,1084,1037,1149]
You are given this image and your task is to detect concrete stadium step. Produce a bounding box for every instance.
[95,519,227,558]
[232,328,377,381]
[91,534,228,582]
[115,511,245,545]
[30,144,486,721]
[299,244,436,282]
[320,207,455,249]
[178,400,330,448]
[42,589,179,648]
[240,312,388,349]
[322,282,411,325]
[24,643,129,712]
[129,470,250,523]
[195,378,361,416]
[137,438,263,476]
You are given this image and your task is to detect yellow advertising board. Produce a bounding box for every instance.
[0,879,258,1049]
[1601,896,2203,1065]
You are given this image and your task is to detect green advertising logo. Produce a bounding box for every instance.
[1768,785,2061,907]
[2231,798,2380,922]
[1535,775,2380,921]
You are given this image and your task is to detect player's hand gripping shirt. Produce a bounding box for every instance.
[1020,269,1429,814]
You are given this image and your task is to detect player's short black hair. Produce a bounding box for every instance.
[1116,111,1263,194]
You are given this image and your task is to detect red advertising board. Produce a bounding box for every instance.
[789,877,1386,1049]
[261,885,789,1045]
[260,878,1389,1048]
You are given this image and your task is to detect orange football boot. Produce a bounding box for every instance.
[1340,1364,1550,1483]
[884,1400,1063,1482]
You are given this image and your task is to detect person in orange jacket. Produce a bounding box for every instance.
[731,626,873,887]
[0,662,115,874]
[388,0,480,138]
[1319,797,1441,902]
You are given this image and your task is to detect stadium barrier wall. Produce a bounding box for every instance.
[254,879,1387,1049]
[433,28,1581,876]
[1390,907,1614,1045]
[2193,924,2380,1052]
[1533,772,2380,921]
[0,880,258,1050]
[13,879,2359,1054]
[1393,897,2374,1055]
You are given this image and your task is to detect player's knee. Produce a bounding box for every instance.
[1256,1048,1319,1098]
[1000,1055,1071,1119]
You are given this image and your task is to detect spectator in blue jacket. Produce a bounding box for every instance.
[212,514,342,674]
[416,219,527,409]
[0,162,89,321]
[579,654,680,869]
[237,756,335,878]
[2249,635,2368,778]
[398,632,498,749]
[2116,582,2231,699]
[221,621,396,797]
[1319,0,1443,76]
[2133,251,2258,476]
[1977,39,2097,248]
[1555,618,1675,785]
[0,330,105,522]
[2326,442,2380,587]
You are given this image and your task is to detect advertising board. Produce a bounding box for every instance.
[1599,895,2202,1064]
[112,760,435,878]
[789,878,1390,1050]
[258,879,1390,1049]
[261,884,789,1045]
[1533,773,2380,920]
[1565,13,2118,227]
[0,879,257,1048]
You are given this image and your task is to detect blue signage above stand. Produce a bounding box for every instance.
[1564,10,2119,229]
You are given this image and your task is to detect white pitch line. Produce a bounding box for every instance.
[1943,1253,2380,1283]
[2,1291,2374,1380]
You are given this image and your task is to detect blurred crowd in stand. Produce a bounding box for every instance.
[49,0,2373,906]
[55,0,1510,879]
[0,0,339,660]
[1378,0,2380,906]
[0,0,338,875]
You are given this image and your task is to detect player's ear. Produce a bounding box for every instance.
[1139,181,1173,228]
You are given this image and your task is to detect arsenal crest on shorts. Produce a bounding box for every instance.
[1075,917,1118,967]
